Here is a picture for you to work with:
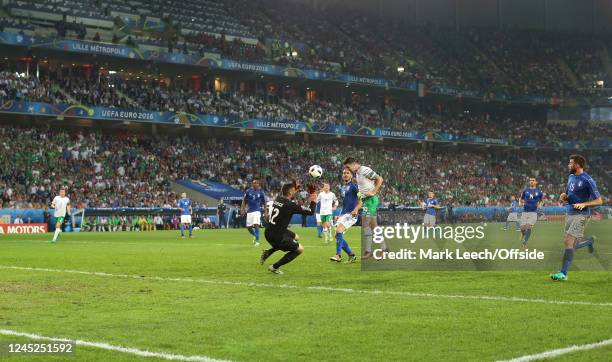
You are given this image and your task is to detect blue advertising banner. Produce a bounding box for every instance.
[1,100,609,149]
[175,180,244,201]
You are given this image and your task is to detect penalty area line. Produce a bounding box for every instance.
[497,338,612,362]
[0,329,231,362]
[1,265,611,307]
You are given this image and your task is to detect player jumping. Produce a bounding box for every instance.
[343,157,386,260]
[50,187,70,243]
[259,181,317,274]
[330,168,360,263]
[178,192,193,238]
[317,182,338,243]
[241,179,266,246]
[503,195,520,231]
[422,191,442,226]
[518,177,543,249]
[550,155,602,281]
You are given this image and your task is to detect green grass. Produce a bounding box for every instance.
[0,221,610,361]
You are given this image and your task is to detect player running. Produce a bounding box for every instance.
[330,168,360,263]
[503,195,520,231]
[422,192,442,226]
[317,182,338,243]
[259,181,317,274]
[518,177,543,249]
[50,187,70,243]
[343,157,386,260]
[178,192,193,238]
[241,180,266,246]
[550,155,602,281]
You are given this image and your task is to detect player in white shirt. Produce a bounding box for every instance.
[50,187,71,243]
[316,183,338,242]
[344,157,386,259]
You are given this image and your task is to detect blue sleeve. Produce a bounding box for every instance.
[587,178,601,199]
[520,191,526,200]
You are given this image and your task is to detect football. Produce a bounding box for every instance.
[309,165,323,178]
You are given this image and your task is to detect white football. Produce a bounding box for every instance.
[309,165,323,178]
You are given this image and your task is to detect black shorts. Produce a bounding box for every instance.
[265,229,299,252]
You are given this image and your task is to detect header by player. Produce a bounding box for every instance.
[343,157,385,260]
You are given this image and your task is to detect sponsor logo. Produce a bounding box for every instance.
[0,224,48,234]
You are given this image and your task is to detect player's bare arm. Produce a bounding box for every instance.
[573,197,603,210]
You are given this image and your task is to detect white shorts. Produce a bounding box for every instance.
[180,215,192,224]
[507,212,518,222]
[335,214,357,231]
[246,211,261,227]
[520,212,537,227]
[423,214,436,226]
[315,213,321,223]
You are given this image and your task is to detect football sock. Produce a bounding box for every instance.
[504,221,509,229]
[188,224,193,236]
[180,224,185,236]
[335,233,343,255]
[52,228,61,242]
[560,248,574,275]
[523,229,532,243]
[363,226,372,253]
[273,250,301,269]
[247,227,255,237]
[317,225,322,237]
[575,237,592,249]
[341,238,353,256]
[254,227,259,241]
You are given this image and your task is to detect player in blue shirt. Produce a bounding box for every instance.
[330,168,361,263]
[241,179,266,246]
[177,192,193,238]
[422,192,442,226]
[503,195,520,231]
[518,178,544,248]
[551,155,603,281]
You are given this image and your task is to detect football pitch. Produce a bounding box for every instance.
[0,221,610,361]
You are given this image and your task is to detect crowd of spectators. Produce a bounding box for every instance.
[1,66,609,148]
[1,125,609,212]
[4,1,611,98]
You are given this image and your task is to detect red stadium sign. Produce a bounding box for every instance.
[0,224,48,234]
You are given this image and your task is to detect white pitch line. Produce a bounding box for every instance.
[497,338,612,362]
[1,265,611,307]
[0,329,231,362]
